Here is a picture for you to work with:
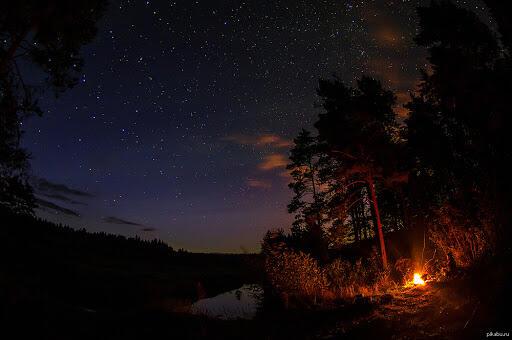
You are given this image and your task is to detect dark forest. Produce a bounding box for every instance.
[1,1,511,339]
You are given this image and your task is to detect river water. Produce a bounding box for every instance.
[190,284,263,320]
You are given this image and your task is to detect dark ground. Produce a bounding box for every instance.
[1,210,510,339]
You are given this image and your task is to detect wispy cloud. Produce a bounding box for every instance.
[362,7,408,50]
[258,153,288,171]
[32,177,94,198]
[31,177,92,216]
[279,169,292,180]
[247,178,272,189]
[36,198,80,217]
[224,134,291,189]
[394,91,411,118]
[102,216,142,226]
[32,177,94,197]
[102,216,157,234]
[223,133,292,149]
[39,193,88,206]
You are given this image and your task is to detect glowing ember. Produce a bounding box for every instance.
[413,273,425,285]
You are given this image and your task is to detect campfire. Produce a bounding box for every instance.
[413,273,425,286]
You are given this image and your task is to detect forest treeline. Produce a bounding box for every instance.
[1,207,264,339]
[1,206,175,261]
[263,0,512,303]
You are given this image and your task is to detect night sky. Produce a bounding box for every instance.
[22,0,489,252]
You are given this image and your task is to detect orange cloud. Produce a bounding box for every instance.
[394,91,411,119]
[394,106,409,119]
[223,134,292,148]
[258,153,288,171]
[256,134,293,148]
[279,169,291,177]
[362,7,407,49]
[374,27,405,48]
[247,178,271,189]
[395,91,410,103]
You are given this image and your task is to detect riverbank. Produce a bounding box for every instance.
[2,210,509,339]
[0,210,264,338]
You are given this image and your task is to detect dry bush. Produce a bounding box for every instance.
[325,256,393,298]
[265,250,328,304]
[325,258,353,297]
[429,206,495,269]
[267,247,393,303]
[394,257,414,284]
[265,244,394,305]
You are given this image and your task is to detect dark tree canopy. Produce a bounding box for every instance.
[406,0,511,234]
[0,0,107,214]
[0,1,107,87]
[315,76,397,168]
[283,77,404,266]
[287,129,328,259]
[281,0,512,267]
[483,0,512,52]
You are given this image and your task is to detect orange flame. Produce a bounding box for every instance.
[413,273,425,285]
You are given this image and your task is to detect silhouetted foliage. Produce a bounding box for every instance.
[483,0,512,53]
[405,0,512,245]
[0,0,107,214]
[287,129,328,260]
[286,77,404,266]
[271,1,511,282]
[1,206,174,260]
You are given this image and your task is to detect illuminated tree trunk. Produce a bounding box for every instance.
[367,174,388,268]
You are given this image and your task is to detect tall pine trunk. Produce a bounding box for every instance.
[367,174,388,268]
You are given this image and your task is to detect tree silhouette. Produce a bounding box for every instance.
[287,129,328,260]
[313,76,402,268]
[0,0,107,214]
[482,0,512,53]
[405,0,511,239]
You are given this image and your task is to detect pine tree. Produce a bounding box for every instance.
[314,76,403,268]
[287,129,328,260]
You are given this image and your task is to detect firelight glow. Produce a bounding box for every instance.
[413,273,425,285]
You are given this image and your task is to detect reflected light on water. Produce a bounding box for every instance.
[191,284,263,320]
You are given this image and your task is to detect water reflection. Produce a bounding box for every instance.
[191,284,263,320]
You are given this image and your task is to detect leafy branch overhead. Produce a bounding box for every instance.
[0,0,107,214]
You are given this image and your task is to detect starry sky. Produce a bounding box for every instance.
[22,0,490,253]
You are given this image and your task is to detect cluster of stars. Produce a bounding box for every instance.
[23,0,490,252]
